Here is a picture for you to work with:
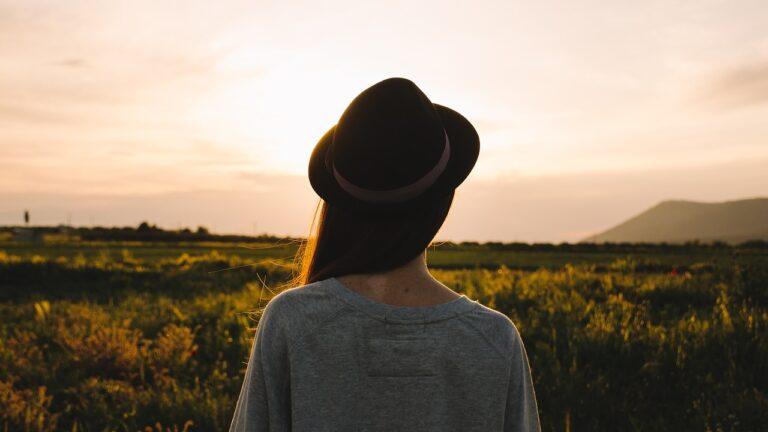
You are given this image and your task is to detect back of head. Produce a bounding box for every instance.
[298,77,478,285]
[297,191,454,284]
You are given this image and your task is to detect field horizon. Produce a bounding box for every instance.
[5,195,768,248]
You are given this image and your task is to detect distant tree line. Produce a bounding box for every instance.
[0,223,298,244]
[434,239,768,253]
[2,223,767,251]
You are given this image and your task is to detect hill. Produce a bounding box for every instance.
[583,198,768,244]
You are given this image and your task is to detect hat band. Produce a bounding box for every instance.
[332,131,451,203]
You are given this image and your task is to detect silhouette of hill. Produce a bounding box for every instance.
[583,198,768,244]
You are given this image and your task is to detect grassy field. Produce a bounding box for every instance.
[2,238,761,270]
[1,239,767,431]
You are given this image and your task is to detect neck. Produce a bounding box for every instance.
[335,250,461,307]
[381,250,431,279]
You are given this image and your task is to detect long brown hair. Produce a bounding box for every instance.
[294,191,455,285]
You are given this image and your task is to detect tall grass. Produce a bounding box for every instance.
[0,248,766,431]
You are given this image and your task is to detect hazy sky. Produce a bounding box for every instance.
[2,0,767,241]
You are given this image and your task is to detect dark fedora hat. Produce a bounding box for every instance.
[308,77,479,213]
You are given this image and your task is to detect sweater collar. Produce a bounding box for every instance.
[326,276,478,324]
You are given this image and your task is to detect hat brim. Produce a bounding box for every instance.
[308,103,479,214]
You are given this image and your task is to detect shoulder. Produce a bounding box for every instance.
[264,279,344,313]
[258,279,349,336]
[458,302,526,360]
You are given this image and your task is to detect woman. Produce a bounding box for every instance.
[229,78,540,431]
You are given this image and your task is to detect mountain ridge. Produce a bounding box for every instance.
[583,197,768,243]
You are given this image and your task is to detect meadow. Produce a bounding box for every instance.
[0,237,766,431]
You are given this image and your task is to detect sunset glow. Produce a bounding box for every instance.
[2,0,768,241]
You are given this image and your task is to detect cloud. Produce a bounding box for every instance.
[3,158,766,242]
[703,60,768,108]
[54,58,88,68]
[0,102,76,124]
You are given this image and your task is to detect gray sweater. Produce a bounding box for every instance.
[229,277,541,432]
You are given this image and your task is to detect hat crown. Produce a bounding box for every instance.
[330,78,448,191]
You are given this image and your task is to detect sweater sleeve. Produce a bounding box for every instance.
[504,326,541,432]
[229,295,292,432]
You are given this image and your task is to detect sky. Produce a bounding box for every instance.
[1,0,767,242]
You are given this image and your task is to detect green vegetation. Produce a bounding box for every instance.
[1,240,766,431]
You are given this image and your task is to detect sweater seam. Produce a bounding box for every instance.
[502,357,514,428]
[457,312,512,361]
